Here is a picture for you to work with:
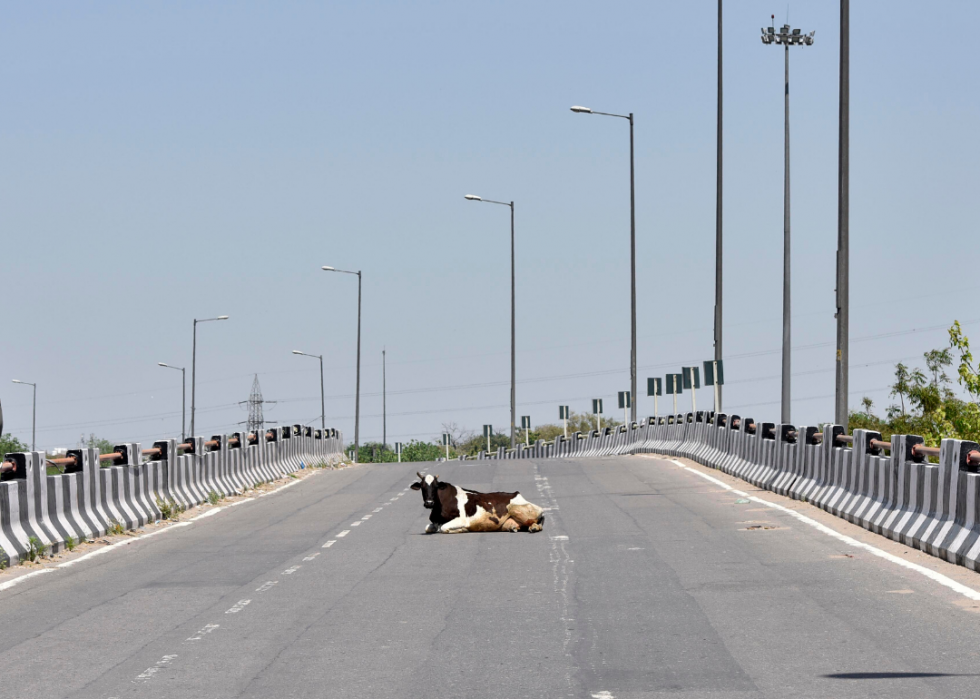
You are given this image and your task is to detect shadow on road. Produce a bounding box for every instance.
[823,672,980,680]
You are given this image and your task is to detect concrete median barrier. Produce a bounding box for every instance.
[0,429,344,566]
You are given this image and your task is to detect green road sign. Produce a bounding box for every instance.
[703,359,725,386]
[682,366,701,390]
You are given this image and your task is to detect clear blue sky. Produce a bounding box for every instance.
[3,1,979,450]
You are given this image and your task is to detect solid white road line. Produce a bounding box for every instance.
[0,568,55,592]
[190,507,223,521]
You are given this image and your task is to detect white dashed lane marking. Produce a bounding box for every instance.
[186,623,219,641]
[225,599,251,614]
[126,478,415,689]
[136,654,178,681]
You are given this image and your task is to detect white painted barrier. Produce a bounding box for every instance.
[0,429,344,566]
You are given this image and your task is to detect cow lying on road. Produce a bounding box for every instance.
[411,473,545,534]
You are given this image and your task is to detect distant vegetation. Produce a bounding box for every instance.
[851,321,980,447]
[83,434,115,454]
[0,434,29,456]
[354,411,623,462]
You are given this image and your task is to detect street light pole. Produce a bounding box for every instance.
[783,35,791,424]
[465,195,517,448]
[190,315,229,438]
[835,0,850,428]
[714,0,724,411]
[570,105,637,422]
[382,348,387,453]
[291,351,325,430]
[322,266,362,460]
[157,363,186,441]
[761,20,814,424]
[11,380,36,450]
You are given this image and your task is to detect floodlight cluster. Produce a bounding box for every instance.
[761,24,815,46]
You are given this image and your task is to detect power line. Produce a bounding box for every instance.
[8,318,971,438]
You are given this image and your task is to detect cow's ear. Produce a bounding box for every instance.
[437,481,450,490]
[410,482,422,490]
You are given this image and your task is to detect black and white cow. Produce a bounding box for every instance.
[411,472,545,534]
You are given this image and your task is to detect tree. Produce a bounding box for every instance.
[564,410,621,434]
[0,434,29,456]
[924,348,953,387]
[400,440,446,462]
[949,320,980,401]
[438,422,474,450]
[458,428,512,456]
[847,323,980,447]
[355,441,398,463]
[890,363,912,417]
[83,434,115,455]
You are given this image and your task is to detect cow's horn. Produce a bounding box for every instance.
[416,472,424,480]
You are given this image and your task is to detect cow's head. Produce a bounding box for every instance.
[410,472,447,509]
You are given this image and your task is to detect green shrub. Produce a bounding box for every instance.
[65,536,77,552]
[398,440,446,462]
[26,536,47,562]
[156,498,184,521]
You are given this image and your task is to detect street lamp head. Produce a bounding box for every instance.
[292,350,303,355]
[464,194,481,201]
[321,266,335,271]
[217,315,229,320]
[158,362,168,367]
[570,106,592,114]
[12,379,22,384]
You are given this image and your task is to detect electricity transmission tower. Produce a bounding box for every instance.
[243,375,276,434]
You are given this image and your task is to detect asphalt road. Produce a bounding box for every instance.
[2,455,979,699]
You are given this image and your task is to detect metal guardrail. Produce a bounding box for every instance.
[1,429,285,475]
